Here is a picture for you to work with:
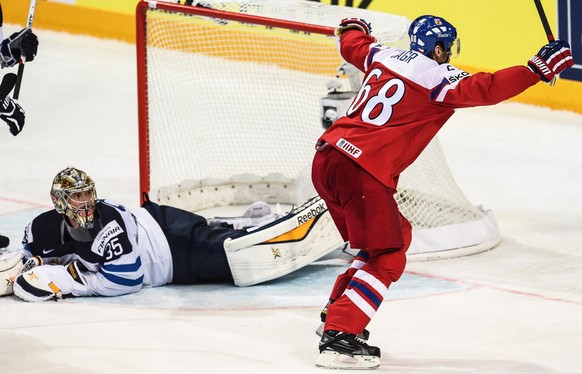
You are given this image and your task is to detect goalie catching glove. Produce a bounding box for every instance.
[528,40,574,83]
[13,261,88,302]
[335,18,372,37]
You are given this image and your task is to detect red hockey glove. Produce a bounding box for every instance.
[335,18,372,37]
[528,40,574,83]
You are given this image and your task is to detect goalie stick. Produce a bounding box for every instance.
[532,0,557,86]
[13,0,38,100]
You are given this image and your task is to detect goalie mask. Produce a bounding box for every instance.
[408,15,460,59]
[50,167,97,229]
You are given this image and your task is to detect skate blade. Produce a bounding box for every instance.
[315,351,380,370]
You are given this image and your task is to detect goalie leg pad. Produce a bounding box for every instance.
[224,196,344,286]
[0,249,24,296]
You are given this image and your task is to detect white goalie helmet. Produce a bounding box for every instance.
[50,167,97,229]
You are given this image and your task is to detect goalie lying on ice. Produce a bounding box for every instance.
[1,166,342,302]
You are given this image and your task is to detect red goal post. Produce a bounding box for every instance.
[135,0,500,260]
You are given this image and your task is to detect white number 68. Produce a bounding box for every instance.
[347,68,405,126]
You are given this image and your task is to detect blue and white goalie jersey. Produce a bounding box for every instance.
[22,200,173,297]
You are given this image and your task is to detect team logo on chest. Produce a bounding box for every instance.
[336,138,362,159]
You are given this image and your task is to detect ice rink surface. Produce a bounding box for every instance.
[1,29,582,373]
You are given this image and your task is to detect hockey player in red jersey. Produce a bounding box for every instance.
[312,16,574,369]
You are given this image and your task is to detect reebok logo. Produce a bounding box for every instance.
[67,262,79,280]
[296,202,326,224]
[336,138,362,158]
[531,56,551,75]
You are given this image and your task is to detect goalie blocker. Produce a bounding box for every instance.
[225,196,344,286]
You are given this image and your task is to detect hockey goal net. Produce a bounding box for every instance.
[136,0,500,260]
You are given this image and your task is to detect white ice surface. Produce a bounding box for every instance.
[1,29,582,373]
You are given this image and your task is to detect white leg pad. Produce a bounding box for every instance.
[224,196,344,286]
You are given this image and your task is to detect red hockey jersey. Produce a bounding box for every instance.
[320,30,540,189]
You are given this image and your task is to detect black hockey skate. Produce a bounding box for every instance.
[316,302,370,341]
[315,323,370,341]
[316,330,381,370]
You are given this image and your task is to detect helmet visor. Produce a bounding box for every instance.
[446,37,461,58]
